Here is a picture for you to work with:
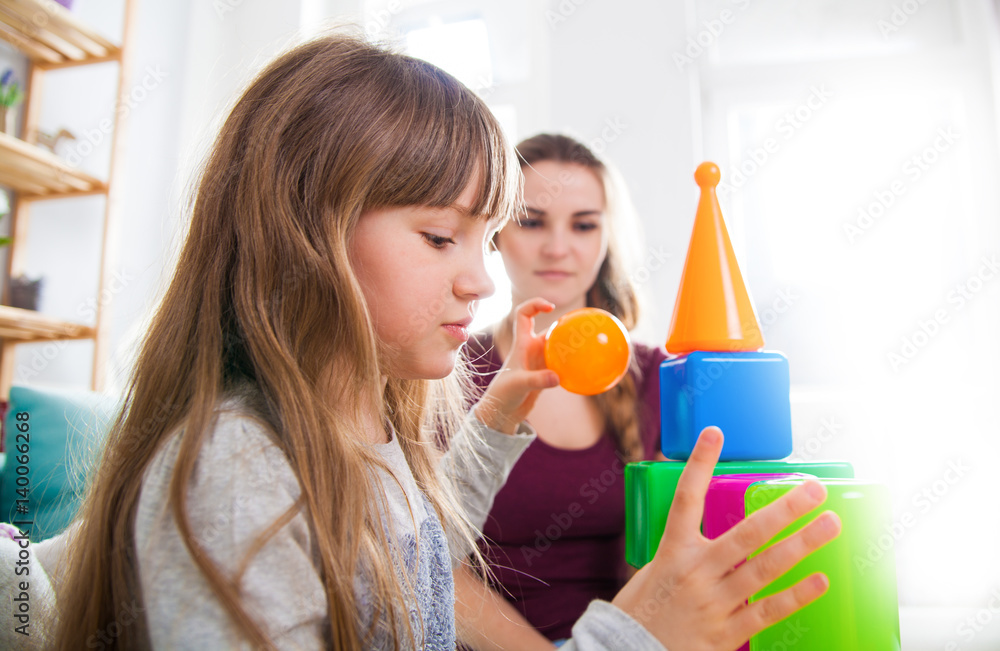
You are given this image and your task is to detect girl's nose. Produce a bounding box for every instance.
[456,250,495,300]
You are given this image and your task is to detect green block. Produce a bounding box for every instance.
[625,459,855,568]
[746,477,900,651]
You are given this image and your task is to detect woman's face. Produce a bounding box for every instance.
[496,161,608,310]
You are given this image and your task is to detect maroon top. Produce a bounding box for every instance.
[464,333,667,641]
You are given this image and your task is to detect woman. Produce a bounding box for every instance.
[460,134,668,645]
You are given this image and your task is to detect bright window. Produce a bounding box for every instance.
[697,0,1000,606]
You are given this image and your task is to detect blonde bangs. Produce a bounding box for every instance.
[361,56,521,225]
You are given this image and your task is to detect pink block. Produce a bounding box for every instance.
[703,473,812,651]
[704,474,808,539]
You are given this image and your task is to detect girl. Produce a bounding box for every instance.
[459,134,666,647]
[36,33,838,651]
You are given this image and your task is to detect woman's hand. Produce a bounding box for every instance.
[612,427,842,651]
[473,298,560,434]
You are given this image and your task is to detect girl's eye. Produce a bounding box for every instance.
[422,233,455,249]
[574,222,599,232]
[517,218,543,229]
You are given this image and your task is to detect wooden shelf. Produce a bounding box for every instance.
[0,304,94,342]
[0,131,105,196]
[0,0,119,66]
[0,0,133,395]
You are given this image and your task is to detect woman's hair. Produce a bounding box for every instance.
[53,32,520,650]
[512,133,645,461]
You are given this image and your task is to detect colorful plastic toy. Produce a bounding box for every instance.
[665,162,763,354]
[746,477,901,651]
[660,351,792,460]
[704,473,817,651]
[702,472,813,540]
[544,307,630,395]
[623,161,900,650]
[624,459,854,568]
[659,164,792,462]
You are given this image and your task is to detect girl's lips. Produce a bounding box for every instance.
[442,324,470,342]
[535,270,573,278]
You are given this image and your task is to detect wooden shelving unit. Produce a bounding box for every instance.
[0,131,105,195]
[0,304,94,341]
[0,0,119,66]
[0,0,134,395]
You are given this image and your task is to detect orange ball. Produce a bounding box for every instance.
[544,307,631,395]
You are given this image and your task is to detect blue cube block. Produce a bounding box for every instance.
[660,351,792,461]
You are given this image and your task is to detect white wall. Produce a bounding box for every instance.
[546,1,696,344]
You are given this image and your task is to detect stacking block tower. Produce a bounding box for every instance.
[660,162,791,461]
[625,163,901,650]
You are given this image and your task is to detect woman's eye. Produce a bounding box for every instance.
[517,218,543,229]
[574,222,599,232]
[422,233,455,248]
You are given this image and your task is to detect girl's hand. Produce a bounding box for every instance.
[473,298,560,434]
[612,426,842,651]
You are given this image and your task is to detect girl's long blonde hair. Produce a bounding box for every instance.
[53,33,520,650]
[511,134,645,461]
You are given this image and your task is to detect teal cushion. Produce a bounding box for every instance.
[0,385,117,541]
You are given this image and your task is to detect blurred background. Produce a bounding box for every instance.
[1,1,998,648]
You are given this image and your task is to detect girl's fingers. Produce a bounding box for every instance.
[658,427,723,548]
[513,297,556,319]
[517,368,560,391]
[513,298,555,343]
[711,481,833,573]
[728,572,830,644]
[720,510,840,603]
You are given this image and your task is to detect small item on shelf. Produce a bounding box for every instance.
[35,128,77,158]
[0,190,10,248]
[8,275,43,311]
[0,70,23,137]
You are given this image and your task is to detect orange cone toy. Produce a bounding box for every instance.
[665,162,764,354]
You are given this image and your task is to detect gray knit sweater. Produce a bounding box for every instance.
[123,402,665,649]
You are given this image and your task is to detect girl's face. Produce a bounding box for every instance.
[350,180,498,380]
[496,161,608,311]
